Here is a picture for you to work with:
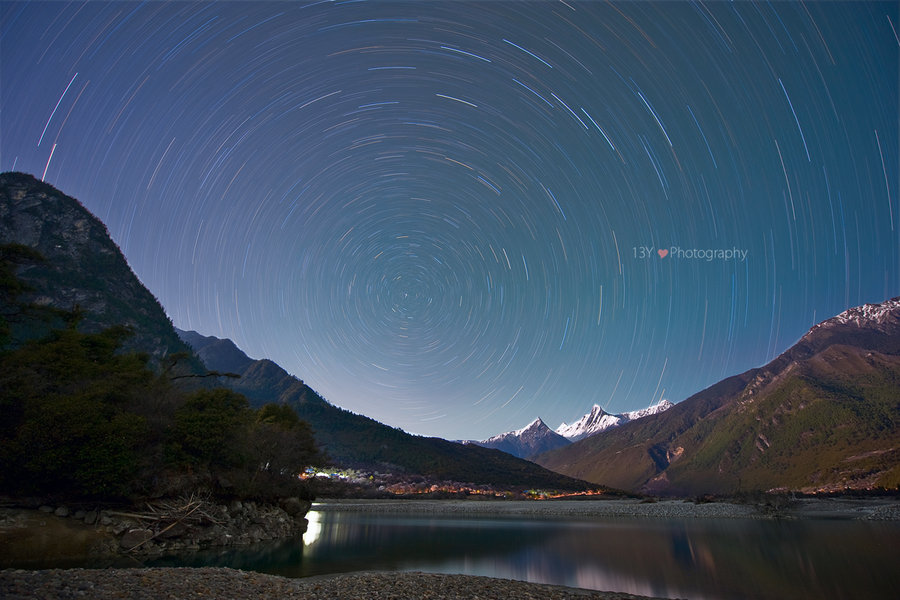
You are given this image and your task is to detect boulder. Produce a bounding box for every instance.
[157,521,188,539]
[281,496,310,517]
[120,528,153,549]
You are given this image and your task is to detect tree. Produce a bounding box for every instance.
[1,257,321,501]
[256,402,302,428]
[0,243,55,346]
[0,324,153,497]
[250,403,322,476]
[171,388,252,469]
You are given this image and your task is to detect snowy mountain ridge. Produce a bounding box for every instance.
[470,417,570,459]
[621,399,676,421]
[806,297,900,335]
[469,398,676,459]
[555,399,674,442]
[484,417,549,443]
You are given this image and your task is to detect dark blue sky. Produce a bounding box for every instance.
[2,1,897,440]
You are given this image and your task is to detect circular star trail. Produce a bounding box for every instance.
[2,1,897,439]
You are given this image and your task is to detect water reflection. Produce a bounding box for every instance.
[146,510,900,600]
[302,509,323,547]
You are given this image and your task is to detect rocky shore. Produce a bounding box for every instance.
[0,496,310,566]
[0,568,672,600]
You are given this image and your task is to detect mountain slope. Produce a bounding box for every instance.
[0,173,590,492]
[535,298,900,495]
[0,172,196,364]
[468,418,571,459]
[177,329,254,374]
[178,329,592,491]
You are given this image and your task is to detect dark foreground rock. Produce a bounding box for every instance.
[0,497,311,564]
[0,568,673,600]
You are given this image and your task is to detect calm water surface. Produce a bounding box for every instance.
[150,506,900,600]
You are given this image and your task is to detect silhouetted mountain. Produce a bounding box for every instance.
[466,418,571,459]
[177,329,254,374]
[0,172,590,493]
[178,329,593,491]
[1,173,318,501]
[0,172,196,365]
[535,298,900,495]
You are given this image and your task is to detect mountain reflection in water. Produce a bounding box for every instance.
[150,508,900,600]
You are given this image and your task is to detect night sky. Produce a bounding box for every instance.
[2,1,898,440]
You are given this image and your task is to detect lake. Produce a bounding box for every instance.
[149,503,900,600]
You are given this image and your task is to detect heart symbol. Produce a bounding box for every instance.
[658,249,668,259]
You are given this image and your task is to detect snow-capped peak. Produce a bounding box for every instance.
[474,416,570,459]
[555,399,674,442]
[476,399,677,453]
[484,417,548,444]
[555,404,624,441]
[807,297,900,335]
[514,417,547,437]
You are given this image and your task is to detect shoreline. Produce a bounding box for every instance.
[0,498,310,568]
[3,498,897,599]
[311,496,900,520]
[0,568,673,600]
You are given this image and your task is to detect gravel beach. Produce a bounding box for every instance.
[1,568,672,600]
[311,496,900,520]
[313,498,759,519]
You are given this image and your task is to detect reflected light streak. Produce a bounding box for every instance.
[302,509,323,547]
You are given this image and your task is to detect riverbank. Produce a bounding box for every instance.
[313,496,900,520]
[0,568,673,599]
[0,496,311,567]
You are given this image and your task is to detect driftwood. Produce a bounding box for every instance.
[105,511,157,521]
[122,493,224,552]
